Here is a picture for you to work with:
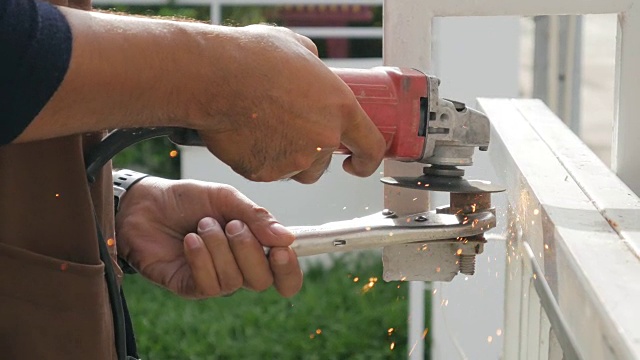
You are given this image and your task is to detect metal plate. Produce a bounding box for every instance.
[380,175,506,193]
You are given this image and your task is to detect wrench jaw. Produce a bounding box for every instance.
[381,191,495,282]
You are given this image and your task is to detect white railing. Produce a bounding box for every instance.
[411,0,640,196]
[481,98,640,359]
[394,0,640,358]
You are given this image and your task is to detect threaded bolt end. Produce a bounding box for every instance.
[459,255,476,275]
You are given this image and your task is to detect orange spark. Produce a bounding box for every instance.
[169,150,178,158]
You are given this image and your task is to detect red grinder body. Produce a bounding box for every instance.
[333,67,430,162]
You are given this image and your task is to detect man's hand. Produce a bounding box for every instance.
[186,25,387,184]
[24,9,385,184]
[115,177,303,299]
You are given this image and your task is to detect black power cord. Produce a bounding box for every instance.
[85,127,201,360]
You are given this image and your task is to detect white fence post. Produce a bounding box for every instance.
[382,2,433,358]
[613,4,640,194]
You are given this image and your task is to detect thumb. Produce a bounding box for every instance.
[215,185,294,247]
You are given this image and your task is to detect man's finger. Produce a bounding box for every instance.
[226,220,274,292]
[183,232,220,297]
[269,247,303,297]
[197,217,243,295]
[339,104,386,177]
[291,150,332,184]
[215,186,294,248]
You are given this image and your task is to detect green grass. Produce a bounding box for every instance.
[124,252,430,359]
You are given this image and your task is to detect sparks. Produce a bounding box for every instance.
[533,208,540,215]
[390,342,396,350]
[60,263,69,271]
[169,149,178,158]
[361,279,377,293]
[316,329,322,335]
[456,249,462,255]
[316,147,322,152]
[55,193,60,198]
[106,238,115,247]
[488,336,493,343]
[353,277,359,283]
[496,328,503,336]
[422,328,429,339]
[387,328,395,336]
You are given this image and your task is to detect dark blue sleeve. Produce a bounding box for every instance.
[0,0,73,145]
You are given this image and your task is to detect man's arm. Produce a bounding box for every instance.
[18,7,387,182]
[19,8,209,140]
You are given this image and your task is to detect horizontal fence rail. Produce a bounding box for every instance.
[481,98,640,359]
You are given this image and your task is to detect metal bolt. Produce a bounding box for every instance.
[414,215,428,222]
[382,209,396,217]
[459,255,476,275]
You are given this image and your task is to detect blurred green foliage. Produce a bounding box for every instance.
[111,136,181,179]
[125,252,430,359]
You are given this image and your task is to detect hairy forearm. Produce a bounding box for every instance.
[15,8,230,142]
[12,8,385,181]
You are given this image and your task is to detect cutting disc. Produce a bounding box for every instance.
[380,175,505,193]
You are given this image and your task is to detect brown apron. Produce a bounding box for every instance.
[0,1,119,357]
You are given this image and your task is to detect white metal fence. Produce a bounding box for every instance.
[482,98,640,359]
